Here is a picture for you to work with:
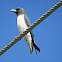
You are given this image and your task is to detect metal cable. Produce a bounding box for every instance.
[0,1,62,56]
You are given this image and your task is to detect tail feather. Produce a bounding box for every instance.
[30,32,40,53]
[33,42,40,52]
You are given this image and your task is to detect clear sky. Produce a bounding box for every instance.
[0,0,62,62]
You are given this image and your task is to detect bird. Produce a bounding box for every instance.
[10,8,40,54]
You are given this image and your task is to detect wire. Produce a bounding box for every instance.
[0,1,62,56]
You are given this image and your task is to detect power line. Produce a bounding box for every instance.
[0,1,62,56]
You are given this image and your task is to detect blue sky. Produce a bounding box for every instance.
[0,0,62,62]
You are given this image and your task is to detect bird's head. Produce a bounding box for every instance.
[10,8,26,16]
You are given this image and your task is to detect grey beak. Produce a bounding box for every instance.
[10,9,17,12]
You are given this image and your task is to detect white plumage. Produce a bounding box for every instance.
[17,14,33,53]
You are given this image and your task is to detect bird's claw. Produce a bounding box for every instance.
[15,36,19,40]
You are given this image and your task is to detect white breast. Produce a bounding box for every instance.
[17,14,28,33]
[17,14,32,52]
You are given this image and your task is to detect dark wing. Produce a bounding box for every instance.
[24,14,40,52]
[24,14,34,38]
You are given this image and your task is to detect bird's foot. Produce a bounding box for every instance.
[15,36,19,40]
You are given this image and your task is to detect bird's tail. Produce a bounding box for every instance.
[33,42,40,52]
[30,32,40,53]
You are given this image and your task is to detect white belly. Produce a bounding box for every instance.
[17,14,32,52]
[17,14,31,41]
[17,14,27,33]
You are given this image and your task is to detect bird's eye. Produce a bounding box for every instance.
[18,9,20,10]
[16,8,20,11]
